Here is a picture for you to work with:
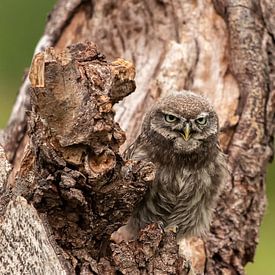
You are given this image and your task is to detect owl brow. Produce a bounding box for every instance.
[161,111,180,118]
[196,112,209,119]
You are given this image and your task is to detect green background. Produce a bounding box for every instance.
[0,1,274,274]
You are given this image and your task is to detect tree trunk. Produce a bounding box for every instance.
[1,0,275,274]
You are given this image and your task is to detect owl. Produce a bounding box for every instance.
[111,91,228,243]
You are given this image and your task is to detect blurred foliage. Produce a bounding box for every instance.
[246,164,275,274]
[0,0,56,126]
[0,1,274,274]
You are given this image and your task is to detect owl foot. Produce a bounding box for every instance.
[110,224,135,244]
[164,225,179,234]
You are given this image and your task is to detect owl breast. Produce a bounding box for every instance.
[175,164,214,190]
[153,162,217,236]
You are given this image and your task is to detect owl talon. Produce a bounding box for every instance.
[164,225,179,234]
[110,224,135,244]
[157,221,165,231]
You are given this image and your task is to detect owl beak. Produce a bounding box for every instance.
[182,123,191,141]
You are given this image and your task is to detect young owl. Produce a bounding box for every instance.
[111,91,228,243]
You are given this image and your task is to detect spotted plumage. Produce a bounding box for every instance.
[111,91,228,243]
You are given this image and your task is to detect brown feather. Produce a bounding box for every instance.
[111,91,228,243]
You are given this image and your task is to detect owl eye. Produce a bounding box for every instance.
[195,116,207,125]
[164,114,177,123]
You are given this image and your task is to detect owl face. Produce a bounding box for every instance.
[144,92,219,154]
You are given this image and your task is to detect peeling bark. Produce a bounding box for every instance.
[4,0,84,163]
[1,42,185,274]
[1,0,275,274]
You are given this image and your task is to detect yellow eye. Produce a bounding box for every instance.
[196,116,207,125]
[165,114,177,123]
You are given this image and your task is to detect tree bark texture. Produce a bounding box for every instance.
[1,0,275,274]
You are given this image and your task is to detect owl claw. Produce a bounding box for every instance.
[164,225,179,234]
[157,221,165,231]
[110,224,135,244]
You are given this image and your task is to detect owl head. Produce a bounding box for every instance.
[143,91,219,155]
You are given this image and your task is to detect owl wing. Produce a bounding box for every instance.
[123,134,149,161]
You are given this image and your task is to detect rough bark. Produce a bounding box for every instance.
[1,0,275,274]
[1,42,185,274]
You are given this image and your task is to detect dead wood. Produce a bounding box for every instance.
[0,42,185,274]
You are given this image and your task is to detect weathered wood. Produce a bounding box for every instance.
[0,144,12,217]
[1,42,185,274]
[111,223,184,274]
[2,0,275,274]
[4,0,84,163]
[0,196,67,275]
[0,145,11,191]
